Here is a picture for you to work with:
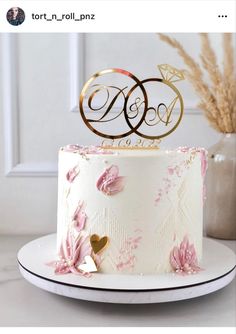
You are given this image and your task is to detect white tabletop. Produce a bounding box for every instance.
[0,235,235,327]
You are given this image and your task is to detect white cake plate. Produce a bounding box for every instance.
[18,234,236,304]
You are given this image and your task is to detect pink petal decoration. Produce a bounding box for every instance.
[53,231,93,276]
[73,201,87,232]
[96,165,125,196]
[170,236,202,275]
[66,166,79,183]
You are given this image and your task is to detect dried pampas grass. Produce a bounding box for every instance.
[158,33,236,133]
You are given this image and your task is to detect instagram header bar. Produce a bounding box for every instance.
[0,0,235,32]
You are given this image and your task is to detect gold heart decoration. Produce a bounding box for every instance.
[90,234,109,254]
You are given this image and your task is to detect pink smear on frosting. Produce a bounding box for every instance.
[199,149,208,202]
[66,165,79,183]
[63,145,113,155]
[177,147,208,178]
[178,147,208,201]
[73,201,87,232]
[155,177,173,204]
[177,146,191,153]
[156,147,208,205]
[63,144,81,152]
[116,233,142,271]
[170,235,202,275]
[97,165,125,196]
[116,255,136,271]
[200,149,208,178]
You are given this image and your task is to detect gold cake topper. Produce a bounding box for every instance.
[79,65,184,145]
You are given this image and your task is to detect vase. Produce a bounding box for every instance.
[205,133,236,239]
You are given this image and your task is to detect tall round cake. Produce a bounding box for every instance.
[56,145,207,275]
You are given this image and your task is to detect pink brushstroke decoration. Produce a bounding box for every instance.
[199,149,208,202]
[155,147,208,205]
[73,201,87,232]
[178,147,208,178]
[178,147,208,202]
[49,231,92,276]
[170,236,202,275]
[97,165,125,196]
[63,144,81,152]
[155,177,175,204]
[116,233,142,271]
[177,146,190,153]
[63,145,113,155]
[200,149,208,178]
[66,165,79,183]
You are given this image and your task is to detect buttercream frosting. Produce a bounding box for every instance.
[56,145,207,274]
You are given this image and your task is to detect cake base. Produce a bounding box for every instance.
[18,234,236,304]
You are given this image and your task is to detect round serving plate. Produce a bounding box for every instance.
[18,234,236,304]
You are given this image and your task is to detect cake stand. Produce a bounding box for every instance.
[18,234,236,304]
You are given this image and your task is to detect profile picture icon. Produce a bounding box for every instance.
[6,7,25,26]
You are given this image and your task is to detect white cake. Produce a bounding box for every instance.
[55,145,207,276]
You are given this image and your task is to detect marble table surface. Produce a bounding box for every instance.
[0,235,235,327]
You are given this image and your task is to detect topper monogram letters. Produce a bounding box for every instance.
[79,66,184,140]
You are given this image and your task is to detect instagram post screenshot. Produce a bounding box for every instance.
[0,0,235,331]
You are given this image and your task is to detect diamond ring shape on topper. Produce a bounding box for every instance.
[79,65,184,144]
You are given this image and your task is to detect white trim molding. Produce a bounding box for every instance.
[2,34,21,176]
[2,33,85,177]
[7,162,58,177]
[69,33,85,113]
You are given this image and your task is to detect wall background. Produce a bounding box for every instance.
[0,33,222,234]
